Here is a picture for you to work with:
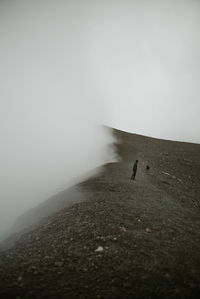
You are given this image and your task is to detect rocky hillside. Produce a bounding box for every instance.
[0,128,200,299]
[114,129,200,209]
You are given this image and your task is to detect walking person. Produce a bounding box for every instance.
[131,160,138,180]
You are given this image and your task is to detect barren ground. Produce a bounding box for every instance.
[0,129,200,299]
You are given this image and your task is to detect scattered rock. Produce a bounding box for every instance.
[162,171,171,176]
[95,246,104,252]
[44,255,51,259]
[120,226,127,232]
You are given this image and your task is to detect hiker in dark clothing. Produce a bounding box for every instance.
[131,160,138,180]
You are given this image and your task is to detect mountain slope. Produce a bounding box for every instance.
[0,128,200,299]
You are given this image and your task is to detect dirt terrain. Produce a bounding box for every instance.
[0,128,200,298]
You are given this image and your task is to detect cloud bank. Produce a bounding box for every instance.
[0,0,115,235]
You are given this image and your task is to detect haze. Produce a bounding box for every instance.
[0,0,199,235]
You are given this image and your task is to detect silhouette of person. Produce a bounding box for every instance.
[131,160,138,180]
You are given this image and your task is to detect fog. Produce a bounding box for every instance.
[0,0,199,235]
[0,0,116,235]
[89,0,200,143]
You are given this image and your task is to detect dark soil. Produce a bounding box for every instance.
[0,128,200,299]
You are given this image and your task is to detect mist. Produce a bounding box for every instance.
[0,0,116,236]
[0,0,199,235]
[89,0,200,143]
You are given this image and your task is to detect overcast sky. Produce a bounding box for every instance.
[0,0,199,234]
[89,0,200,142]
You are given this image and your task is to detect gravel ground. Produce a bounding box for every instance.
[0,129,200,299]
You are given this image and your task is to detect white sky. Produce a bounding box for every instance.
[0,0,199,234]
[88,0,200,142]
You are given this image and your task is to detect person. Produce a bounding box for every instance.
[131,160,138,180]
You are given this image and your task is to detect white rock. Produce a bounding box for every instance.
[95,246,104,252]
